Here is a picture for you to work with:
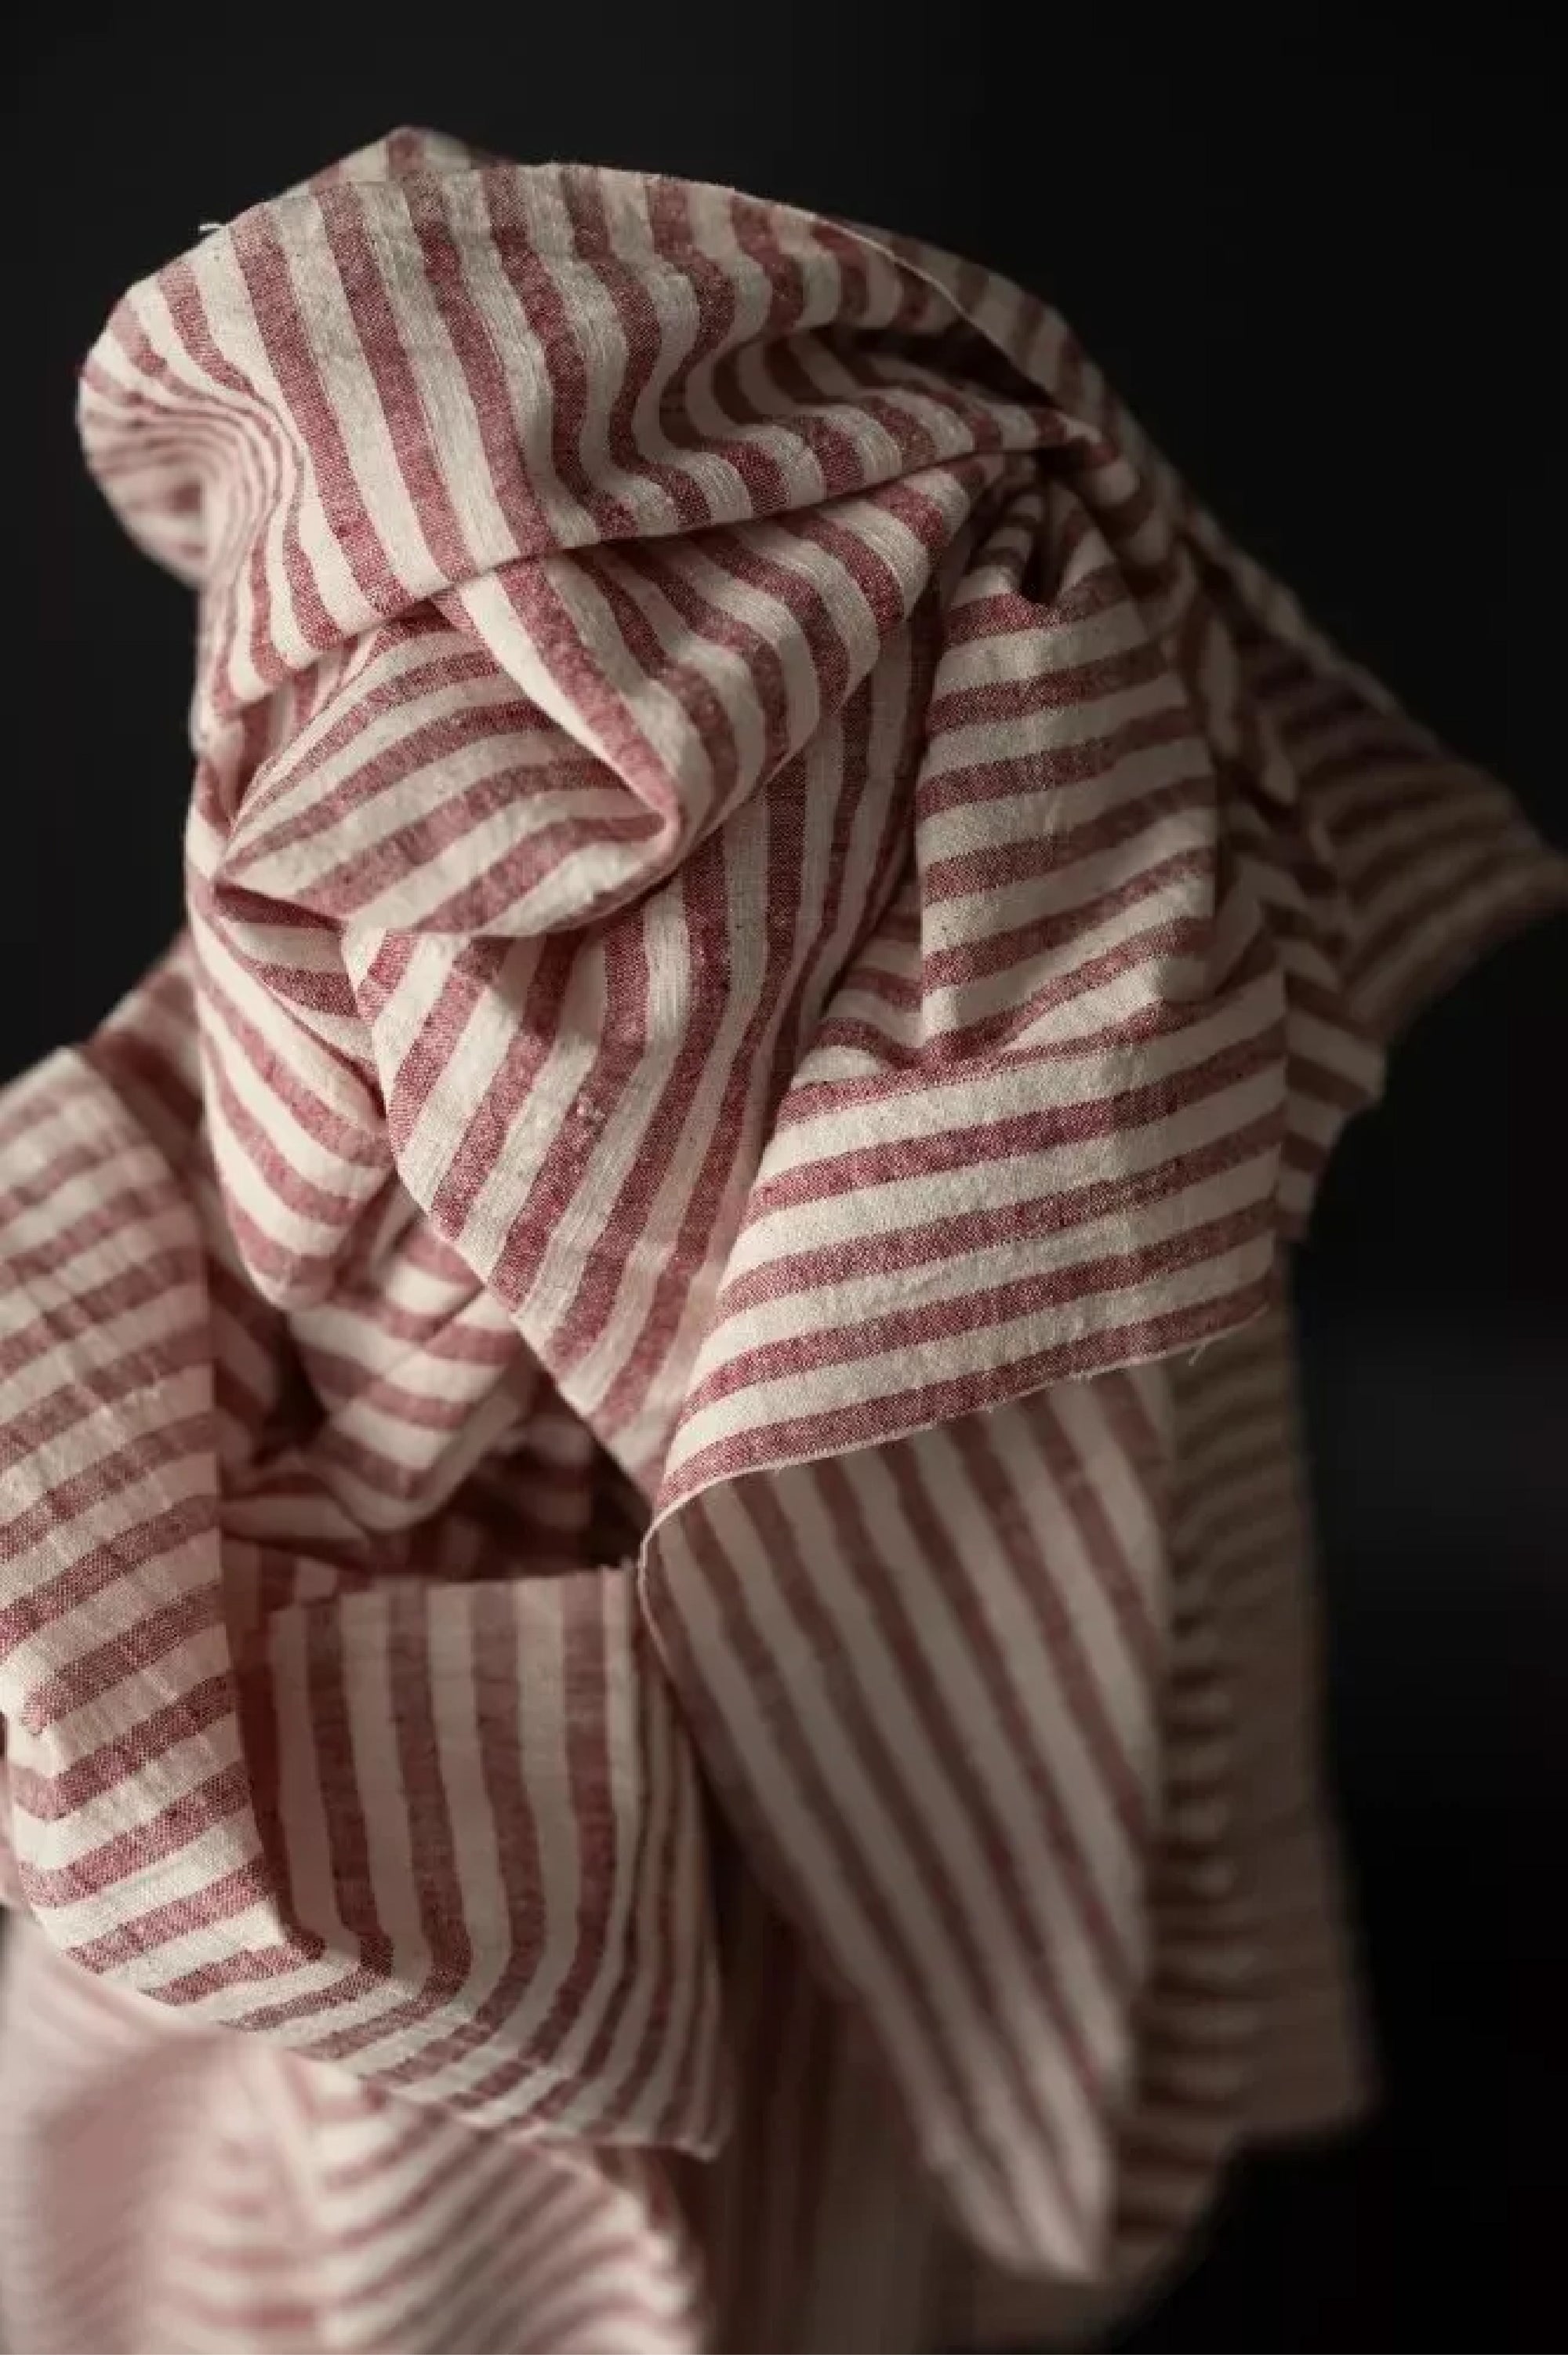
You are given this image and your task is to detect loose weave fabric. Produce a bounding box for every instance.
[0,126,1561,2353]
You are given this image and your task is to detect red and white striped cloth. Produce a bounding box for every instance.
[1,126,1561,2353]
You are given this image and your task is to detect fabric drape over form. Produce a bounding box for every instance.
[0,126,1561,2354]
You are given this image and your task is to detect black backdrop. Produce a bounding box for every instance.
[5,16,1566,2350]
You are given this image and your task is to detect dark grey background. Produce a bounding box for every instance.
[5,14,1566,2348]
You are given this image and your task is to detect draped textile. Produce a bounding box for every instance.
[1,126,1560,2353]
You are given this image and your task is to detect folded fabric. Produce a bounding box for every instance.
[1,125,1560,2354]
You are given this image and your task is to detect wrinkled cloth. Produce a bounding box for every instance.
[0,125,1561,2355]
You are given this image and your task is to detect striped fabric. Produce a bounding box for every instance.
[0,125,1560,2353]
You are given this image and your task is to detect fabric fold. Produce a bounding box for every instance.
[0,1038,724,2153]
